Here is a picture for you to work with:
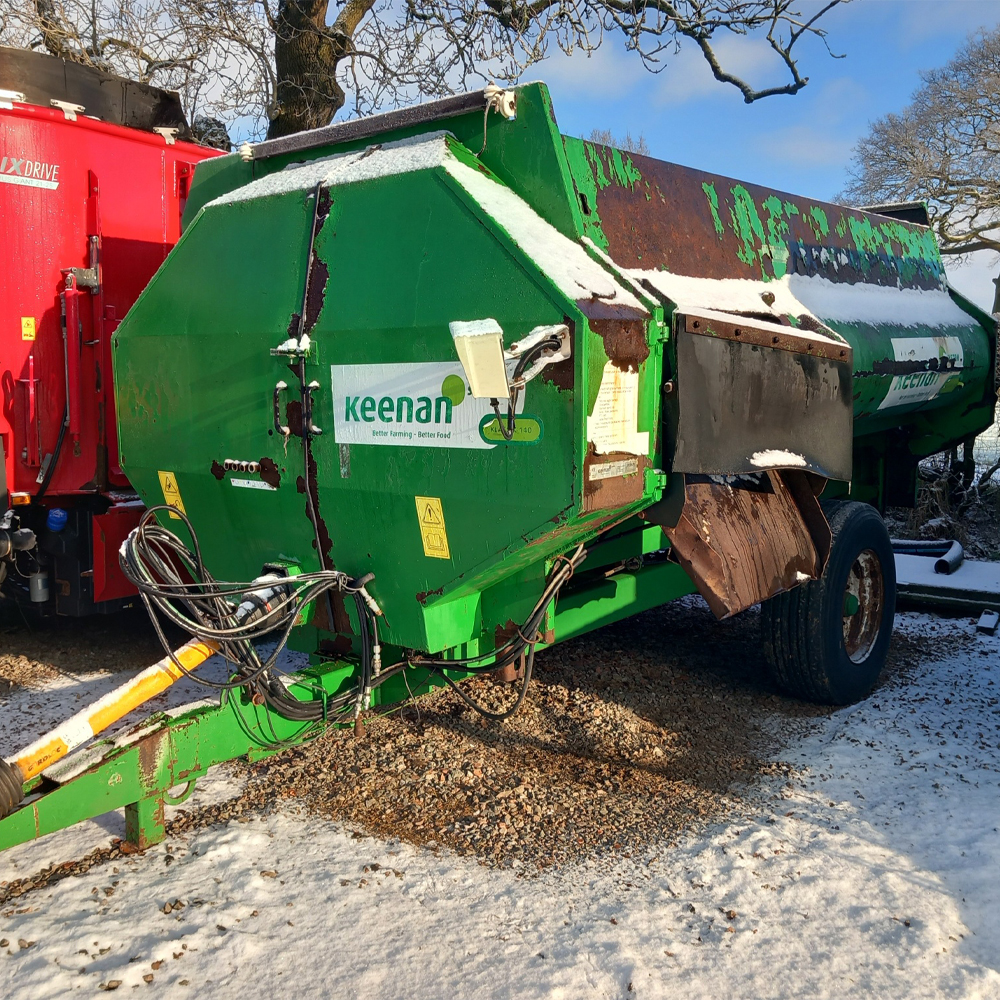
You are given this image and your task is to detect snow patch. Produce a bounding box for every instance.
[2,614,999,998]
[444,158,644,312]
[208,132,452,207]
[449,318,503,338]
[205,133,645,314]
[633,269,975,330]
[750,449,807,468]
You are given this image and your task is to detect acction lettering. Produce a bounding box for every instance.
[894,370,952,391]
[345,395,453,425]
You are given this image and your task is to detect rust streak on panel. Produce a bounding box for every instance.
[258,456,281,488]
[683,312,851,364]
[664,471,827,619]
[590,318,649,372]
[583,449,649,512]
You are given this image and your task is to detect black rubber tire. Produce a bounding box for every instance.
[761,500,896,705]
[0,758,24,819]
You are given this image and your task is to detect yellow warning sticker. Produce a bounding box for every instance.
[415,495,450,559]
[157,470,186,519]
[21,317,36,341]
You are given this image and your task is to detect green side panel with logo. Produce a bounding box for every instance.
[115,128,662,655]
[118,80,995,667]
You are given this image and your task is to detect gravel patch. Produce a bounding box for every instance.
[0,593,977,896]
[0,604,168,689]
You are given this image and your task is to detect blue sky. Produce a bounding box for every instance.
[536,0,1000,307]
[541,0,1000,199]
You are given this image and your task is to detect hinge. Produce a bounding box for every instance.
[67,267,99,291]
[67,235,101,292]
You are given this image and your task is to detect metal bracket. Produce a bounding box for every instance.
[273,381,290,438]
[303,380,323,436]
[270,340,311,358]
[65,237,101,292]
[154,127,179,145]
[504,323,571,388]
[67,266,99,291]
[51,99,85,120]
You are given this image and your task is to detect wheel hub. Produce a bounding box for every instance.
[842,548,884,663]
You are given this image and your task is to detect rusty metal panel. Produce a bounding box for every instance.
[583,452,650,512]
[664,471,827,618]
[583,147,944,291]
[670,312,853,481]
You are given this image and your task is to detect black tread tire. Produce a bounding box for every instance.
[0,758,24,819]
[761,500,896,705]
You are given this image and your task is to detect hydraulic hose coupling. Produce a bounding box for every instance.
[0,526,35,560]
[234,574,291,627]
[0,759,25,820]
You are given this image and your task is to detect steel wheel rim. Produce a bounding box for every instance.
[842,548,884,664]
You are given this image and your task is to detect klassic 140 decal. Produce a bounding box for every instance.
[332,363,533,449]
[877,337,964,411]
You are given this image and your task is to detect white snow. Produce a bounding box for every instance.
[208,132,452,207]
[2,611,1000,998]
[750,449,807,469]
[449,318,503,339]
[633,269,976,331]
[205,132,645,315]
[445,157,644,313]
[896,552,1000,597]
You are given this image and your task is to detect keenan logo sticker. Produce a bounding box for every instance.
[331,362,524,450]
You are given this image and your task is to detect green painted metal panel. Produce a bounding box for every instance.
[116,130,662,656]
[552,560,697,643]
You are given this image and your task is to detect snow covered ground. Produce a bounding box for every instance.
[1,610,999,999]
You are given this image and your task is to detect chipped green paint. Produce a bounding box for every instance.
[730,185,769,275]
[702,182,725,237]
[727,186,797,279]
[807,206,830,242]
[583,141,643,193]
[561,134,610,251]
[584,142,612,190]
[762,195,793,279]
[608,147,643,189]
[847,216,943,282]
[693,174,948,287]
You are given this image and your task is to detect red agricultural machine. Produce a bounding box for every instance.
[0,48,221,615]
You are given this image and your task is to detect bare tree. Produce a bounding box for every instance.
[842,27,1000,283]
[1,1,274,144]
[1,0,848,142]
[589,128,650,155]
